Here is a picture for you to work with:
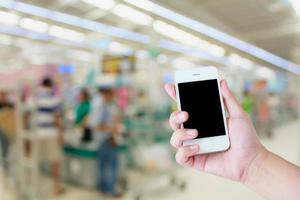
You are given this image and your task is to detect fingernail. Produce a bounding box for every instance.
[190,145,199,151]
[187,129,197,137]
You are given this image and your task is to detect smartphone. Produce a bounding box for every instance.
[175,66,230,154]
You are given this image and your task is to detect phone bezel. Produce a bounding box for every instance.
[175,66,230,154]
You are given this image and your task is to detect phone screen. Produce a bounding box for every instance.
[178,79,226,138]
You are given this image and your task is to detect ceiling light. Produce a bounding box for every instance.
[0,34,12,45]
[159,40,227,65]
[229,53,254,70]
[0,11,19,25]
[256,67,275,79]
[81,0,115,10]
[48,26,85,42]
[153,20,226,57]
[112,4,153,25]
[19,18,48,32]
[153,20,199,46]
[290,0,300,16]
[208,44,225,57]
[109,41,133,55]
[67,49,94,62]
[123,0,154,11]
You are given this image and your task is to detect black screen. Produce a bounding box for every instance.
[178,79,226,138]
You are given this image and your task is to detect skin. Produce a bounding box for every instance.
[165,80,300,200]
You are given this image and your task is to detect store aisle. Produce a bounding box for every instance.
[1,120,300,200]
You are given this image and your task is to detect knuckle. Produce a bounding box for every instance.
[170,131,180,148]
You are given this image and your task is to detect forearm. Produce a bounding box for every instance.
[244,148,300,200]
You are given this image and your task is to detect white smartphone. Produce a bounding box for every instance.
[175,66,230,154]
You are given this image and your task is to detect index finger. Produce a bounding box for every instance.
[164,83,176,101]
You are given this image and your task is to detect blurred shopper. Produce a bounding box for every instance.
[0,91,14,168]
[74,88,92,143]
[165,80,300,200]
[95,86,121,199]
[27,77,64,195]
[74,88,91,126]
[0,91,13,109]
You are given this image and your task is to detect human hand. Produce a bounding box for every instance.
[165,80,268,182]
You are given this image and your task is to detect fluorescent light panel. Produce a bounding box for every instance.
[153,20,225,57]
[159,39,227,65]
[153,20,199,46]
[81,0,115,10]
[123,0,154,11]
[48,26,85,42]
[112,4,153,25]
[109,41,133,54]
[256,66,275,79]
[0,11,19,25]
[0,1,149,43]
[228,53,254,70]
[19,18,48,32]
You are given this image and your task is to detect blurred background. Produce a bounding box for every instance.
[0,0,300,199]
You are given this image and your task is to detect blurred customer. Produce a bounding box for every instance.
[0,91,13,109]
[0,91,14,168]
[27,77,63,195]
[74,88,91,143]
[96,86,121,199]
[74,88,90,126]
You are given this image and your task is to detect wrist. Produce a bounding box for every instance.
[242,146,270,186]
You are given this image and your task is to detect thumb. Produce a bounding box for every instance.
[221,80,244,118]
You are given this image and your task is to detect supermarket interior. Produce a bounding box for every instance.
[0,0,300,200]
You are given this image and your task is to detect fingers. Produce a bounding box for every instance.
[169,111,188,131]
[175,145,199,166]
[221,80,245,118]
[164,83,176,101]
[170,129,198,148]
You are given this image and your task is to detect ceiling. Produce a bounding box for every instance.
[155,0,300,60]
[1,0,300,71]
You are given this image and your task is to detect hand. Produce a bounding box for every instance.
[165,80,268,182]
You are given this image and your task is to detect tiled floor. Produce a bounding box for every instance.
[1,120,300,200]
